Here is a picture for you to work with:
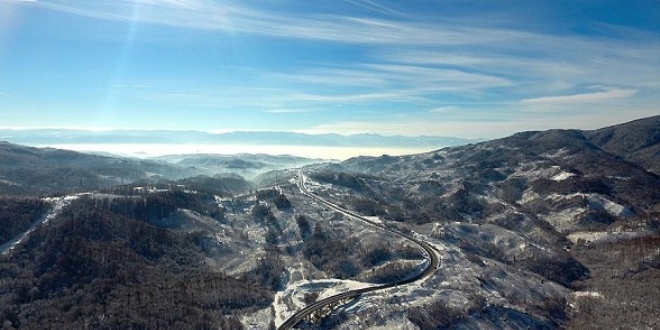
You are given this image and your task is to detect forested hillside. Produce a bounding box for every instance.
[0,189,270,329]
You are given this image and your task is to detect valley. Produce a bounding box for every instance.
[1,116,659,329]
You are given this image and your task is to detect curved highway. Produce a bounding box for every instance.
[277,172,439,330]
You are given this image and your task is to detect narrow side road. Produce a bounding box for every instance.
[0,195,79,256]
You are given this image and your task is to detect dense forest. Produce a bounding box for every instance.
[0,196,50,245]
[0,192,271,329]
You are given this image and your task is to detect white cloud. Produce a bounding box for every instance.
[18,0,660,133]
[26,2,660,92]
[302,109,660,139]
[521,88,637,104]
[341,0,403,17]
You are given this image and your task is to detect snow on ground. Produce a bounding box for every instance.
[567,231,652,245]
[240,307,274,330]
[568,291,604,310]
[273,274,375,327]
[570,291,604,299]
[542,148,572,159]
[519,189,540,204]
[0,179,20,186]
[545,193,633,218]
[512,161,563,181]
[362,215,382,224]
[316,279,377,300]
[330,242,570,329]
[542,193,634,232]
[543,207,585,233]
[586,195,634,217]
[1,194,80,256]
[551,171,575,181]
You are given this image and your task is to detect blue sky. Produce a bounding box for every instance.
[1,0,659,138]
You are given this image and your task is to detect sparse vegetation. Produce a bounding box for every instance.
[567,235,660,329]
[408,296,486,329]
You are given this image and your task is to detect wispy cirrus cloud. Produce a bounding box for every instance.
[303,107,660,138]
[9,0,660,137]
[26,1,660,92]
[341,0,405,17]
[21,0,616,49]
[521,88,637,104]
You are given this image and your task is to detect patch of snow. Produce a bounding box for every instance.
[545,193,633,218]
[240,307,273,330]
[273,277,375,327]
[542,148,571,159]
[519,189,539,204]
[567,231,652,245]
[571,291,604,299]
[590,196,633,217]
[543,207,585,233]
[551,171,575,181]
[316,279,376,300]
[0,179,20,186]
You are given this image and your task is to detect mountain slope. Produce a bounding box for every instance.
[299,116,660,327]
[584,115,660,175]
[1,116,659,329]
[0,142,201,194]
[0,191,272,329]
[155,153,326,180]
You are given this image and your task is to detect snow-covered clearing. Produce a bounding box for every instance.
[543,207,585,233]
[545,193,633,218]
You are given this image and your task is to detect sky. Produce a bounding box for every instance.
[1,0,659,139]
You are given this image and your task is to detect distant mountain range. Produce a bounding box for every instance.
[0,129,482,148]
[0,142,329,194]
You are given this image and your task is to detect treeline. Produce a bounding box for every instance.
[308,171,368,191]
[154,175,252,197]
[89,190,225,224]
[0,194,272,329]
[0,166,142,196]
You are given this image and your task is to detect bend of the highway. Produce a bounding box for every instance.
[277,171,439,330]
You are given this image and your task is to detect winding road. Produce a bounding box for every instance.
[277,172,439,329]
